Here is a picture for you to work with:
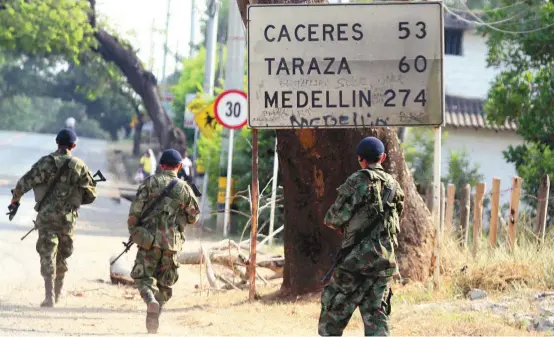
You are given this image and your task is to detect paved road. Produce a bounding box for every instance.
[0,131,192,336]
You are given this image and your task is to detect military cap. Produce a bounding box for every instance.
[160,149,183,166]
[356,136,385,162]
[56,128,77,146]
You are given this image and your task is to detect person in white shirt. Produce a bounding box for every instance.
[178,149,194,183]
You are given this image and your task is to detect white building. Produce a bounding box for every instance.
[440,11,524,209]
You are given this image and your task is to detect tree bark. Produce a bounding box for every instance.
[236,0,435,296]
[88,0,186,152]
[133,114,144,157]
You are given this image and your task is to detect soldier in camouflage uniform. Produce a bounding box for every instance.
[128,149,200,334]
[318,137,405,336]
[9,129,97,308]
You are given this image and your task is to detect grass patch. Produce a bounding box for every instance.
[440,215,554,296]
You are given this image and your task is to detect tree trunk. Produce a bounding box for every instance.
[133,115,144,157]
[88,0,186,152]
[236,0,435,296]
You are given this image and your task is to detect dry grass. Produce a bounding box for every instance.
[157,268,545,336]
[440,220,554,296]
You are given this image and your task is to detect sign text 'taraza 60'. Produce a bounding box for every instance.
[247,2,444,129]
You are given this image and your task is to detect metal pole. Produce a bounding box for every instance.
[189,0,197,57]
[148,19,156,72]
[221,0,246,236]
[268,139,279,245]
[198,0,220,228]
[202,0,219,95]
[223,129,235,237]
[249,129,259,300]
[432,125,442,290]
[161,0,171,82]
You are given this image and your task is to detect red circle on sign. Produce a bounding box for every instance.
[214,89,248,130]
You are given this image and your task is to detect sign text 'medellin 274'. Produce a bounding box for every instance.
[247,2,444,129]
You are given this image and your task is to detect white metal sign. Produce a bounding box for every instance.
[247,1,444,129]
[215,90,248,129]
[183,93,197,129]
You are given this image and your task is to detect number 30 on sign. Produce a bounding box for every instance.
[214,90,248,129]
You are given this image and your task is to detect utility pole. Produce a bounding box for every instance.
[198,0,220,229]
[148,19,156,72]
[189,0,197,57]
[161,0,171,83]
[219,0,246,237]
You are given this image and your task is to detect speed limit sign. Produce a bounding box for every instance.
[214,89,248,129]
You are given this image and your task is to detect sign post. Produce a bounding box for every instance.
[214,89,248,237]
[247,1,445,294]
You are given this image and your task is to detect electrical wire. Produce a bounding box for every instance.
[444,3,554,34]
[445,0,525,12]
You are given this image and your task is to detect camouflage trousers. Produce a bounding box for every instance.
[35,210,77,280]
[130,247,180,304]
[318,269,393,336]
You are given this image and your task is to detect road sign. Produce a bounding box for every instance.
[247,1,444,129]
[214,89,248,129]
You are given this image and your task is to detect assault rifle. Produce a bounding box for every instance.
[110,177,202,266]
[15,169,107,241]
[178,167,202,198]
[111,179,179,265]
[320,183,397,284]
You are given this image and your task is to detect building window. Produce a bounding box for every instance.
[445,29,463,56]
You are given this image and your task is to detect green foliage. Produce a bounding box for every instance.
[443,149,485,196]
[403,129,487,218]
[0,95,59,131]
[0,95,109,139]
[480,0,554,220]
[401,127,447,189]
[505,142,554,219]
[0,48,137,139]
[0,0,94,63]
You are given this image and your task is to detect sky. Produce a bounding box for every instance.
[96,0,207,82]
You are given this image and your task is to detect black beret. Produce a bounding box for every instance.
[160,149,183,166]
[356,137,385,162]
[56,129,77,146]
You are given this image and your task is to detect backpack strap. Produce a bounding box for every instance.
[36,157,74,212]
[138,178,179,224]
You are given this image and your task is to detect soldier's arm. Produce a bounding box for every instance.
[12,156,53,202]
[180,183,200,225]
[127,180,150,235]
[323,174,365,230]
[78,166,97,205]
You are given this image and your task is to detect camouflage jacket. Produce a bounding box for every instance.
[324,164,404,275]
[128,170,200,252]
[12,149,97,215]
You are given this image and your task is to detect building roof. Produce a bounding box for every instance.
[444,95,518,131]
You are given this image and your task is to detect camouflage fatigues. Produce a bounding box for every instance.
[12,149,96,291]
[318,164,404,336]
[128,170,200,305]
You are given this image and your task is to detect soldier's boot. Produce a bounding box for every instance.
[158,302,165,318]
[140,289,160,334]
[40,278,55,308]
[54,277,64,304]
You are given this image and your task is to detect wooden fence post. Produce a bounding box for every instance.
[440,182,446,234]
[508,176,522,251]
[473,183,486,258]
[489,177,501,247]
[535,175,550,245]
[444,184,455,233]
[460,184,471,248]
